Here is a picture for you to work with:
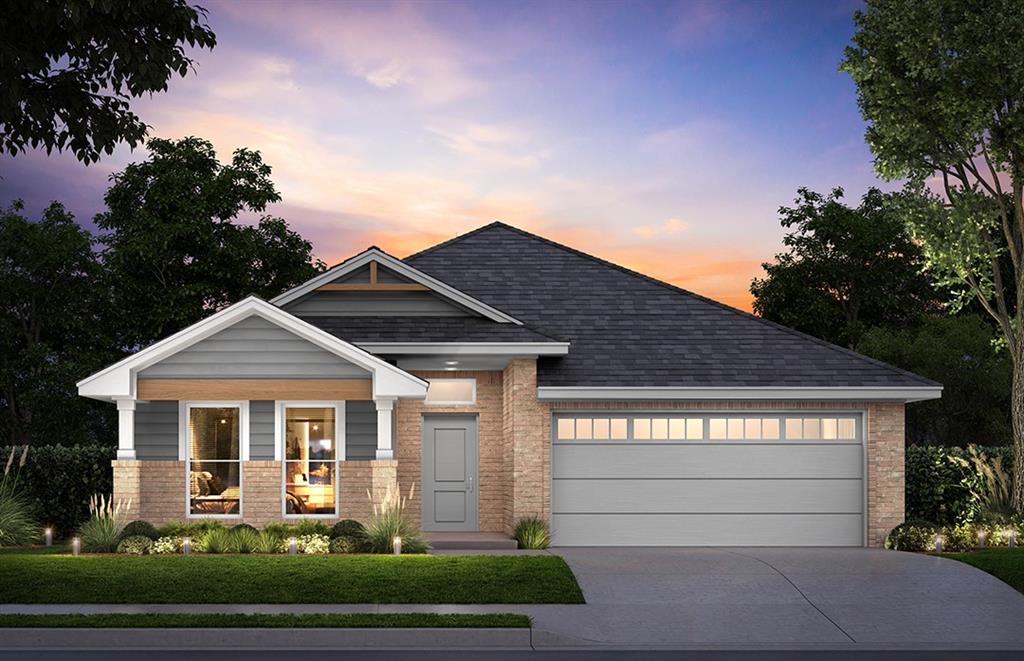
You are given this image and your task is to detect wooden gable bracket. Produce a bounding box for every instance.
[316,259,429,292]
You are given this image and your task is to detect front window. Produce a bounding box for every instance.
[189,405,241,516]
[284,406,338,515]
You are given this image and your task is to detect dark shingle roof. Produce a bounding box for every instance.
[405,222,939,389]
[304,316,560,344]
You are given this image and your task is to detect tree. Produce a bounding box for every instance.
[751,187,940,347]
[97,137,326,349]
[0,0,215,164]
[0,201,116,445]
[858,315,1012,447]
[842,0,1024,507]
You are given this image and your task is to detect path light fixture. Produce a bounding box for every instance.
[71,537,80,556]
[933,534,944,553]
[288,537,298,555]
[1008,529,1017,549]
[977,530,988,549]
[393,536,402,555]
[183,537,192,555]
[43,528,52,547]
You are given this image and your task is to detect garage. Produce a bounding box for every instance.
[550,412,865,546]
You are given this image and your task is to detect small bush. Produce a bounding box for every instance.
[885,519,938,552]
[79,494,130,552]
[116,535,152,555]
[513,516,550,549]
[228,527,261,553]
[329,536,362,554]
[292,519,331,536]
[279,533,330,554]
[197,527,232,554]
[0,446,39,547]
[364,483,428,554]
[120,520,159,541]
[159,520,226,538]
[151,536,183,554]
[231,523,258,535]
[261,521,293,538]
[330,519,366,539]
[942,523,977,552]
[254,530,282,554]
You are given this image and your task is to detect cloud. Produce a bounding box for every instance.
[633,217,689,237]
[427,122,551,170]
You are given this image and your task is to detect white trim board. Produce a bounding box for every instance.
[356,342,569,355]
[77,297,428,402]
[270,247,523,325]
[536,386,943,403]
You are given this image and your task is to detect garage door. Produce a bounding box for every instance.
[551,412,864,546]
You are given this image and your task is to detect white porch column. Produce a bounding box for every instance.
[116,399,136,460]
[374,396,396,460]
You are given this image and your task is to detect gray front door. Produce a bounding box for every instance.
[422,415,479,531]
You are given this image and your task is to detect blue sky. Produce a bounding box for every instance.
[0,0,879,309]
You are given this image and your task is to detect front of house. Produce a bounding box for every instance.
[78,223,941,547]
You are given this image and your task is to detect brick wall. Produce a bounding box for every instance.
[395,371,505,532]
[503,359,549,532]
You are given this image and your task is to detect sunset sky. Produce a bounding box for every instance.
[0,0,882,310]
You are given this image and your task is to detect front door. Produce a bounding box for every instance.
[422,415,479,531]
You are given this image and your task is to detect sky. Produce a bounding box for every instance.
[0,0,883,310]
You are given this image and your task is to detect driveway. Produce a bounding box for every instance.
[524,547,1024,647]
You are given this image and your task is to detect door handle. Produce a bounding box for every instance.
[468,477,474,493]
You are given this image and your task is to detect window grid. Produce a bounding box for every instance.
[555,414,859,442]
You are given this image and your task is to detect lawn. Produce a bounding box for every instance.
[0,613,530,628]
[0,553,584,604]
[945,548,1024,594]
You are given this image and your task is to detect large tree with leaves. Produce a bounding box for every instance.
[751,187,940,348]
[0,0,215,164]
[98,137,326,349]
[842,0,1024,508]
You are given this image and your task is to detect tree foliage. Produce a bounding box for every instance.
[97,137,326,349]
[0,0,216,164]
[751,187,940,347]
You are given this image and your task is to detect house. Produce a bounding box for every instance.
[78,222,941,547]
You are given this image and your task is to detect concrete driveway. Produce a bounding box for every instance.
[526,547,1024,648]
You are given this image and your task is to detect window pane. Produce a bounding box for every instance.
[803,418,821,439]
[762,418,780,439]
[189,461,240,515]
[744,418,762,439]
[557,418,575,440]
[634,418,651,440]
[285,461,336,515]
[651,418,669,439]
[425,379,475,404]
[709,418,727,439]
[785,418,802,439]
[610,418,628,439]
[686,418,703,439]
[593,418,610,439]
[838,418,857,439]
[285,408,336,461]
[190,407,239,460]
[727,418,744,439]
[576,418,593,440]
[822,418,838,440]
[669,418,686,440]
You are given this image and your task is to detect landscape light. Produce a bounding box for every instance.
[44,528,52,547]
[977,530,988,549]
[288,537,298,555]
[71,537,80,556]
[933,534,944,553]
[1008,529,1017,549]
[182,537,192,555]
[393,536,402,555]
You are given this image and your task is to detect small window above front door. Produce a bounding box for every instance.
[425,379,476,405]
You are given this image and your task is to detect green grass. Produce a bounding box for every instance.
[945,547,1024,594]
[0,553,584,604]
[0,613,530,628]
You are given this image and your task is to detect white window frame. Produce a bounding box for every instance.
[424,378,477,406]
[180,400,249,519]
[276,400,346,519]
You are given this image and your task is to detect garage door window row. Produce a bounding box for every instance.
[556,415,858,441]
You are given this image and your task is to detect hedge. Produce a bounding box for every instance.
[1,445,115,538]
[906,445,1013,525]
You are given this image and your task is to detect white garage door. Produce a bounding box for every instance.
[551,412,865,546]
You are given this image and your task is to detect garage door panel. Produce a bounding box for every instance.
[551,513,864,547]
[553,478,863,515]
[552,443,863,480]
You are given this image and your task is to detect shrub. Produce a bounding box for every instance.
[292,519,331,536]
[79,494,130,552]
[950,447,1015,523]
[151,536,183,554]
[330,519,366,540]
[120,520,159,541]
[513,516,550,549]
[294,533,330,554]
[159,520,225,538]
[261,521,294,538]
[329,536,362,554]
[906,445,1014,525]
[197,527,232,553]
[0,445,40,547]
[364,482,429,554]
[230,523,258,534]
[116,535,152,555]
[228,526,261,553]
[0,444,115,538]
[941,523,977,552]
[254,530,282,554]
[885,519,938,552]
